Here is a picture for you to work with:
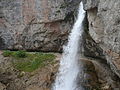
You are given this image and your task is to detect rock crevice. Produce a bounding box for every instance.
[82,0,120,88]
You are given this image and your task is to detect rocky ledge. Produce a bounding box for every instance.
[1,51,119,90]
[0,52,60,90]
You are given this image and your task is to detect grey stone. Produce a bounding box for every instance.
[83,0,120,79]
[0,83,6,90]
[0,0,81,51]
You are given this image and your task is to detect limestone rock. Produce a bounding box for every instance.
[0,83,6,90]
[0,0,81,51]
[83,0,120,78]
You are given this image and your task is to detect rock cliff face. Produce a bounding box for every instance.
[0,0,80,51]
[1,0,120,89]
[83,0,120,88]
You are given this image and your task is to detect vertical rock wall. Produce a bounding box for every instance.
[83,0,120,88]
[0,0,81,51]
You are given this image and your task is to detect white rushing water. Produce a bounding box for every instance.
[53,2,86,90]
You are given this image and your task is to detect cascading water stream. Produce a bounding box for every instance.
[52,2,86,90]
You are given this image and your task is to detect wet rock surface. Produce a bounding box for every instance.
[82,57,120,89]
[77,59,100,90]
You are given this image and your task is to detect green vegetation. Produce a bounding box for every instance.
[3,50,27,58]
[2,50,13,57]
[2,50,56,72]
[14,50,27,58]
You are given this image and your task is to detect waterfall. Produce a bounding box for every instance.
[53,2,86,90]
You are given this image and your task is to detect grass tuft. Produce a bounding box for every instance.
[14,50,27,58]
[2,50,12,57]
[2,50,56,72]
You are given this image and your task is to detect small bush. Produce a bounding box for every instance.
[2,50,12,57]
[14,50,27,58]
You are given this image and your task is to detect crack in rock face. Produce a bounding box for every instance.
[83,0,120,88]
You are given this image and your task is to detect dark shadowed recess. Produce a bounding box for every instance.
[0,37,5,50]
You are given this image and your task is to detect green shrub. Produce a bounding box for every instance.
[2,50,12,57]
[14,50,27,58]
